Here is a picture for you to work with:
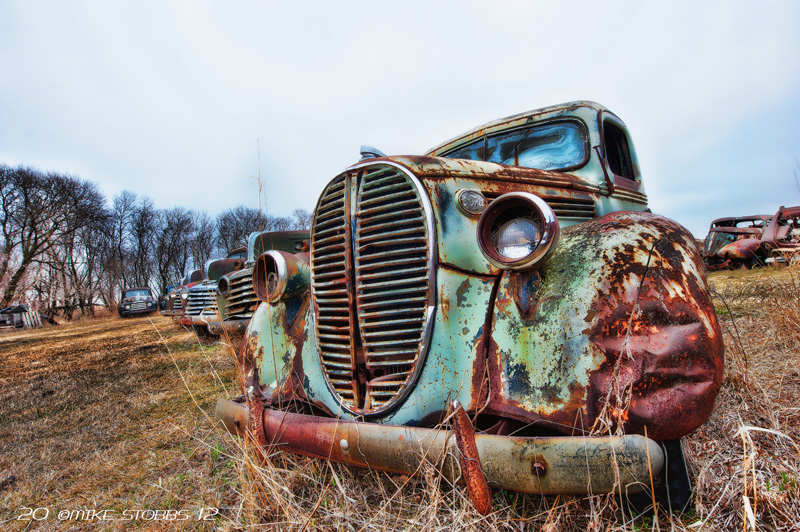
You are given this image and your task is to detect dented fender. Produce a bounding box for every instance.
[487,211,723,440]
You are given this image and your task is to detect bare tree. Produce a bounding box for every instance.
[110,190,137,290]
[190,211,216,272]
[0,166,107,306]
[155,207,194,292]
[292,208,312,230]
[0,165,22,288]
[129,196,158,288]
[216,205,262,254]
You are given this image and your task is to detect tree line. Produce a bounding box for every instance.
[0,164,309,319]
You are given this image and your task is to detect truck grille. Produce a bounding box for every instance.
[485,193,596,222]
[185,282,218,316]
[222,268,258,319]
[311,165,434,415]
[130,301,148,311]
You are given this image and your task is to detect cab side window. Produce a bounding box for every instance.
[603,121,635,181]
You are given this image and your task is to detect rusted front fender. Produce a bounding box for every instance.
[487,211,724,440]
[215,398,664,496]
[718,238,760,261]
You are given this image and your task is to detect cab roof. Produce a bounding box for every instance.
[426,100,612,158]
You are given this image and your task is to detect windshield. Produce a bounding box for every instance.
[444,121,587,171]
[124,289,151,299]
[704,232,736,255]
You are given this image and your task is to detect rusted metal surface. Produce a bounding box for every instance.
[206,248,247,283]
[207,318,250,337]
[216,267,257,319]
[211,232,310,335]
[224,101,723,497]
[452,400,491,515]
[487,211,723,441]
[702,215,772,270]
[759,205,800,263]
[250,230,310,259]
[240,183,721,439]
[216,398,664,495]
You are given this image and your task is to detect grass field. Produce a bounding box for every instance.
[1,265,798,531]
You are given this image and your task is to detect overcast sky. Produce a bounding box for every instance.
[2,1,798,237]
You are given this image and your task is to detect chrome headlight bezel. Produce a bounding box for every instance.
[477,192,559,270]
[217,276,230,296]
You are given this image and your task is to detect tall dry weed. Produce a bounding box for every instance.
[693,264,800,531]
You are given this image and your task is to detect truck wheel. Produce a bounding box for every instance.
[748,256,764,269]
[623,438,693,516]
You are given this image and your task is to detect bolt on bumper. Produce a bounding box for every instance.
[216,398,664,504]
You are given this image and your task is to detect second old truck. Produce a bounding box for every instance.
[217,101,724,513]
[209,230,310,337]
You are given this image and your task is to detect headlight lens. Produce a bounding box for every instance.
[492,218,542,259]
[477,192,559,270]
[180,287,189,299]
[124,304,130,309]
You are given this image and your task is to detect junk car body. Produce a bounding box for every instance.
[217,101,724,513]
[163,269,204,317]
[761,205,800,265]
[176,248,247,334]
[701,215,772,270]
[118,287,158,317]
[209,231,310,337]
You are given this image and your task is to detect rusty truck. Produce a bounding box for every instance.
[217,101,724,513]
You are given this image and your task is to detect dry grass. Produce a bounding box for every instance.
[690,265,800,531]
[0,316,241,530]
[2,265,799,531]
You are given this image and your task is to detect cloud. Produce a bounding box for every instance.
[1,0,798,238]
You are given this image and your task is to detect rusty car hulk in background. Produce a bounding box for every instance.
[216,101,724,513]
[702,215,772,270]
[702,206,800,269]
[760,205,800,265]
[208,231,309,337]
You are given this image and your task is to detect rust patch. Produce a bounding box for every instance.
[587,214,723,440]
[483,213,723,440]
[453,401,492,516]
